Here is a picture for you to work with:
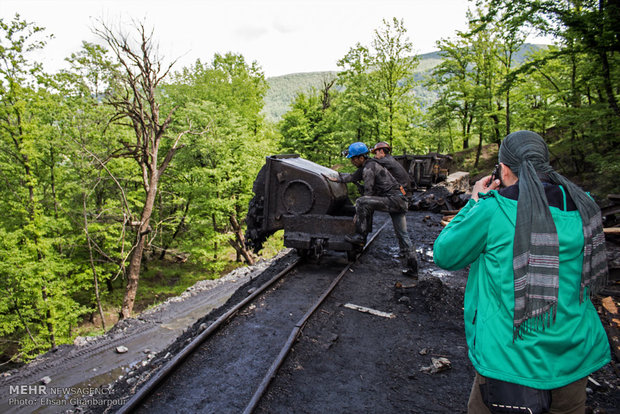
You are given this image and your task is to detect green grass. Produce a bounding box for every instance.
[79,236,286,328]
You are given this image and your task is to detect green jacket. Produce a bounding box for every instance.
[433,190,610,389]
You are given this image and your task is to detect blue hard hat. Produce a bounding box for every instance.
[346,142,369,158]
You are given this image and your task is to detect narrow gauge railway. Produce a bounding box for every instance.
[117,222,389,414]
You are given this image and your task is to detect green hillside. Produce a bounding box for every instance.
[262,44,549,122]
[263,71,338,121]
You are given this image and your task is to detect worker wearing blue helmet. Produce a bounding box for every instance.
[328,142,418,276]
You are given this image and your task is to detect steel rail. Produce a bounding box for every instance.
[243,221,389,414]
[117,258,301,414]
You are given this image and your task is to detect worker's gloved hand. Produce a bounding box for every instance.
[323,173,338,182]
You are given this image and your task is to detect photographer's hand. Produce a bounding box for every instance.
[471,175,500,201]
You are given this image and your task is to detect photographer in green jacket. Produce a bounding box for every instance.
[433,131,610,414]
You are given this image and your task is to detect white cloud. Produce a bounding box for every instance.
[0,0,551,77]
[234,25,270,41]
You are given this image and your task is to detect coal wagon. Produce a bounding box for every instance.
[393,152,453,190]
[245,155,361,260]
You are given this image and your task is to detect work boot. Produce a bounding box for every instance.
[405,251,419,278]
[345,233,366,246]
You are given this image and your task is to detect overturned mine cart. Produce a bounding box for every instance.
[394,153,452,189]
[245,155,360,260]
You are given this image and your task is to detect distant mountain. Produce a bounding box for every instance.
[262,71,338,121]
[262,44,549,122]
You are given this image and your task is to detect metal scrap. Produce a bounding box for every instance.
[343,303,395,319]
[420,357,452,374]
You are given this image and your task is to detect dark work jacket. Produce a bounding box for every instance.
[338,158,402,197]
[375,155,411,191]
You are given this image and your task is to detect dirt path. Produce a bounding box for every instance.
[256,213,620,413]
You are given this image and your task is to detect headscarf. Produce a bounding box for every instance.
[498,130,608,339]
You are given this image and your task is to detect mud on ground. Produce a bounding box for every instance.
[87,212,619,414]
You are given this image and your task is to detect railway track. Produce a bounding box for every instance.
[115,222,389,414]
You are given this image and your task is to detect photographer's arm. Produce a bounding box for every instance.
[472,175,501,201]
[433,197,497,270]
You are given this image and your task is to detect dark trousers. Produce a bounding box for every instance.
[355,195,414,254]
[468,372,588,414]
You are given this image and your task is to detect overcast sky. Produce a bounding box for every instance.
[1,0,545,78]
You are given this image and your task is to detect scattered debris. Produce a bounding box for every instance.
[599,296,620,361]
[440,171,470,193]
[588,376,601,388]
[115,346,129,354]
[440,214,456,227]
[394,281,417,290]
[343,303,395,319]
[322,334,339,350]
[40,376,51,385]
[420,357,452,374]
[410,186,469,213]
[73,335,97,347]
[602,297,618,315]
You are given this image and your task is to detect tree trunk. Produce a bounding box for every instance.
[84,192,106,330]
[212,213,218,260]
[14,302,37,347]
[159,198,191,260]
[474,129,484,169]
[505,89,511,136]
[41,287,56,348]
[229,214,255,265]
[600,51,620,116]
[120,178,157,319]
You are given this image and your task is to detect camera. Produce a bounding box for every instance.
[491,164,500,181]
[490,163,503,187]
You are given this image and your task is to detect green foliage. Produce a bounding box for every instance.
[334,18,421,153]
[1,2,618,362]
[424,0,619,182]
[0,18,278,361]
[159,53,276,265]
[278,84,340,166]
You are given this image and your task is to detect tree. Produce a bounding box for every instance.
[54,41,124,331]
[371,18,420,149]
[0,15,90,357]
[161,53,271,266]
[93,21,187,319]
[335,43,380,144]
[334,18,419,152]
[278,77,339,166]
[485,0,619,116]
[431,33,478,149]
[480,0,620,191]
